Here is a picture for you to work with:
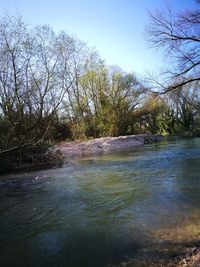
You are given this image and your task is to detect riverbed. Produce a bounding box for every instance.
[1,138,200,266]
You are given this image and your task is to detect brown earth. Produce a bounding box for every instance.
[50,134,163,160]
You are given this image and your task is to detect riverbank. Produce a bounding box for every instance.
[117,246,200,266]
[50,134,163,160]
[0,134,163,174]
[0,145,62,174]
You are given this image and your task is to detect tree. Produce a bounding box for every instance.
[147,5,200,93]
[0,14,92,152]
[136,94,175,135]
[167,85,200,135]
[74,65,144,137]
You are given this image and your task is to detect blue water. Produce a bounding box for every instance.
[1,138,200,267]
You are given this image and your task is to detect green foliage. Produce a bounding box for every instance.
[134,95,177,135]
[70,66,145,137]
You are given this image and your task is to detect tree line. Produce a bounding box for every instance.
[0,8,199,165]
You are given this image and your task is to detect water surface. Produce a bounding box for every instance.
[1,138,200,266]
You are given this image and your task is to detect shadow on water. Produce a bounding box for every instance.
[1,138,200,266]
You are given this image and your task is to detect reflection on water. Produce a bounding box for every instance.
[1,138,200,266]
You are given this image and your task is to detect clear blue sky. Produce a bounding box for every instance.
[0,0,198,74]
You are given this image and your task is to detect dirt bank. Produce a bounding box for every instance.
[117,246,200,267]
[50,134,163,160]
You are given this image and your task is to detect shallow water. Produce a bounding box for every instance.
[1,138,200,267]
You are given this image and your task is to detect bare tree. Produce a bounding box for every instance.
[147,6,200,93]
[0,14,90,152]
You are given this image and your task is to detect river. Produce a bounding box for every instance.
[1,138,200,267]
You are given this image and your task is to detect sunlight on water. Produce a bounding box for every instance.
[1,138,200,267]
